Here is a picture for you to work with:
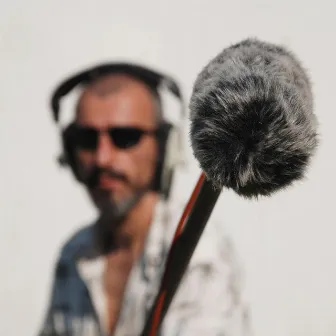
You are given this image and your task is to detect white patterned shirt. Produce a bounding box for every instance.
[38,191,251,336]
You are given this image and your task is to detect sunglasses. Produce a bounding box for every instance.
[70,125,159,150]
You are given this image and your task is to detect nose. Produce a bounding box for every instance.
[95,132,116,167]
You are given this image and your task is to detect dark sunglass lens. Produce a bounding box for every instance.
[73,127,98,150]
[111,128,144,149]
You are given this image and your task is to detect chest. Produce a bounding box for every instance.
[103,251,134,296]
[76,211,173,335]
[103,251,135,333]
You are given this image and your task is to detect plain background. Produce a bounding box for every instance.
[1,0,335,335]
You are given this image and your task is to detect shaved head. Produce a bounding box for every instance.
[76,73,163,124]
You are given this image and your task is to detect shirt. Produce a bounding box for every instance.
[38,193,251,336]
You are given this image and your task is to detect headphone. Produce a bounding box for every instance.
[50,62,186,199]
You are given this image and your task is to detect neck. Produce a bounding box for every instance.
[97,192,159,259]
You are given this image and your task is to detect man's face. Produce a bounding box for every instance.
[73,74,159,216]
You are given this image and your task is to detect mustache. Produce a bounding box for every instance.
[85,167,129,188]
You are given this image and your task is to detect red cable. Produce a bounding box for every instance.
[148,172,205,336]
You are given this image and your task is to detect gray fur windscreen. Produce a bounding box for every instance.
[189,38,319,198]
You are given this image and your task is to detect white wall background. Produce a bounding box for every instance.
[1,1,335,335]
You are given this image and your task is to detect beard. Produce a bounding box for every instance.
[84,166,149,224]
[93,187,145,223]
[86,169,149,254]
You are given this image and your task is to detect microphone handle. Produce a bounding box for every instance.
[140,177,222,336]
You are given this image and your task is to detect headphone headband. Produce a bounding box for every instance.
[51,62,184,123]
[50,62,186,199]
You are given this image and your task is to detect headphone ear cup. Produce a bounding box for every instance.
[152,123,170,197]
[161,125,181,198]
[60,123,82,182]
[153,122,181,199]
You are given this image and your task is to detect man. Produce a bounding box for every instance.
[39,63,251,336]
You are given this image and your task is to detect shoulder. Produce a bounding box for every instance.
[48,224,96,294]
[165,210,246,309]
[164,186,244,279]
[187,215,243,284]
[44,225,97,321]
[50,223,96,282]
[164,217,250,334]
[58,223,96,261]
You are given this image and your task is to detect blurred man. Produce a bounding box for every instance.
[39,63,251,336]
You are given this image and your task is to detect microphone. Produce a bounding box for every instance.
[141,38,319,336]
[190,38,318,197]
